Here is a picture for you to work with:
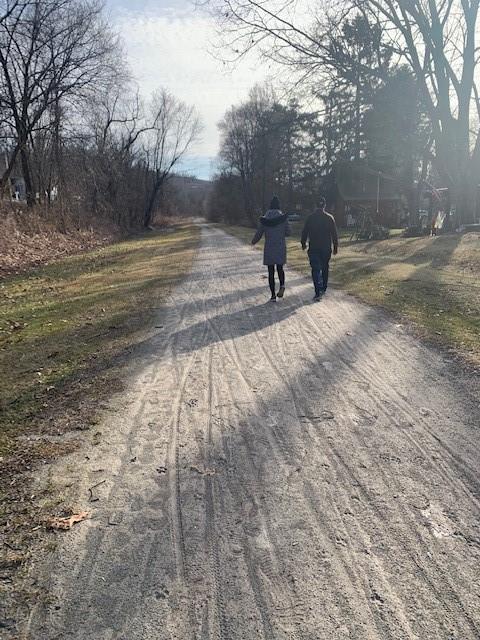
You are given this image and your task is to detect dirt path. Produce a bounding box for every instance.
[26,225,480,640]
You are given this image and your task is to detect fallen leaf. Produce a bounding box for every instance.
[47,511,89,531]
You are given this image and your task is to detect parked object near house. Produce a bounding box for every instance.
[422,185,455,234]
[350,209,390,241]
[331,160,403,228]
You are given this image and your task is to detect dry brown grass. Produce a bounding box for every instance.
[0,204,122,277]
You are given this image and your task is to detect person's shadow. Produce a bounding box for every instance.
[171,297,302,355]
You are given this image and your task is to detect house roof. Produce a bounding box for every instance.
[335,161,401,202]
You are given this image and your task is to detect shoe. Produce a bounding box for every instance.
[270,294,277,302]
[312,295,321,302]
[277,285,285,298]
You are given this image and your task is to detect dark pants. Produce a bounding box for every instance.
[267,264,285,296]
[308,250,330,295]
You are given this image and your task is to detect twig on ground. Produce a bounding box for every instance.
[88,479,106,502]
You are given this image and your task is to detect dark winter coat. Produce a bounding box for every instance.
[301,209,339,256]
[252,209,291,265]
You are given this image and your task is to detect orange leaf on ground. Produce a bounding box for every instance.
[47,511,89,531]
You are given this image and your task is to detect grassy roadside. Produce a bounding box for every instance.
[0,224,199,457]
[0,224,199,627]
[220,223,480,365]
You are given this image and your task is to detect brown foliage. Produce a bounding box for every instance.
[0,205,121,277]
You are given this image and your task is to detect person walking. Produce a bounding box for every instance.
[301,197,339,301]
[252,196,291,301]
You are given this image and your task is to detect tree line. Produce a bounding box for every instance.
[208,0,480,226]
[0,0,201,229]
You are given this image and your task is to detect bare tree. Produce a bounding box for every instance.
[219,85,289,222]
[207,0,480,222]
[142,89,201,228]
[219,98,261,224]
[355,0,480,223]
[0,0,121,205]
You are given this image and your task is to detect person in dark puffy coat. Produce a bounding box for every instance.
[252,196,291,301]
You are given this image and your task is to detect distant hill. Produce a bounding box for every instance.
[163,174,213,218]
[170,174,213,196]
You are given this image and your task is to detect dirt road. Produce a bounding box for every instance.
[26,225,480,639]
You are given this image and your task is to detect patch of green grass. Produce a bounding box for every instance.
[220,223,480,364]
[0,225,200,454]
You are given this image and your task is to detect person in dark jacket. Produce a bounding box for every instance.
[301,197,338,301]
[252,196,291,301]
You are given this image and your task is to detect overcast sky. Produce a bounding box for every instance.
[105,0,268,179]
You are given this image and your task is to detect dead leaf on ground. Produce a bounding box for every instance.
[8,320,24,331]
[47,511,89,531]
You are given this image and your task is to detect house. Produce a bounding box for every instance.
[330,161,404,227]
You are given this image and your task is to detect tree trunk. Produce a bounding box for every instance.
[53,96,63,201]
[20,144,35,207]
[240,170,256,226]
[144,178,162,228]
[454,174,477,226]
[287,132,293,213]
[354,77,361,161]
[0,144,21,198]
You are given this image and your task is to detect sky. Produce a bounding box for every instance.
[105,0,268,179]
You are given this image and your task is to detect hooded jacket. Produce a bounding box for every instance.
[252,209,291,266]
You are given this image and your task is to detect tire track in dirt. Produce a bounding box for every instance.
[268,266,480,638]
[273,291,480,637]
[198,248,287,639]
[206,265,388,638]
[202,345,229,640]
[296,295,480,505]
[27,274,207,638]
[206,226,479,638]
[215,353,297,640]
[230,316,409,636]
